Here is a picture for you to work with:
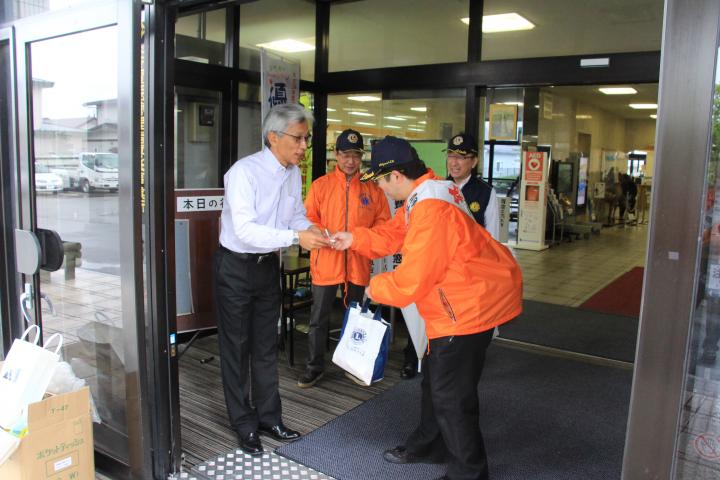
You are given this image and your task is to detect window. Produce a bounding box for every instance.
[175,8,227,66]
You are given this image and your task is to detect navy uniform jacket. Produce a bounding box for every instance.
[448,174,493,227]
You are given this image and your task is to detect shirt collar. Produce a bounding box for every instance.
[262,147,291,175]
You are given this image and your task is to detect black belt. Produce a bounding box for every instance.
[219,245,278,263]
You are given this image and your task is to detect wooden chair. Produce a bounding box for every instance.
[281,256,312,366]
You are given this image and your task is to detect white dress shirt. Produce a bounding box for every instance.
[219,148,312,253]
[457,175,500,240]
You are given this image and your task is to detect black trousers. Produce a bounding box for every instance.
[213,248,282,436]
[406,330,494,480]
[305,282,364,373]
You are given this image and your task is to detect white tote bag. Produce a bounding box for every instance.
[0,326,63,428]
[332,301,389,386]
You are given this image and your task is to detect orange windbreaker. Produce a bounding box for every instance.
[305,167,391,286]
[351,171,522,339]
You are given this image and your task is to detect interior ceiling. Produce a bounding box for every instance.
[548,84,659,121]
[178,0,664,73]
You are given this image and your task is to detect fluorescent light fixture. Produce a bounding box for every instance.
[348,95,381,102]
[327,118,341,123]
[355,121,375,126]
[256,39,315,53]
[629,103,658,109]
[384,125,401,129]
[397,115,416,119]
[650,114,657,119]
[411,107,427,112]
[349,111,374,117]
[408,128,425,132]
[461,13,535,33]
[418,121,426,125]
[599,87,637,95]
[632,150,648,155]
[575,114,592,120]
[503,102,523,107]
[343,107,367,111]
[327,107,336,112]
[384,116,407,121]
[580,57,610,68]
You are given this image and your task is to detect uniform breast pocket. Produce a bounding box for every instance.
[280,195,295,225]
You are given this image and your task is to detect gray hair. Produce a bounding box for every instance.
[262,103,314,147]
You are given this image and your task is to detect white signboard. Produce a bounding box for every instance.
[260,48,300,125]
[516,151,549,251]
[176,195,224,212]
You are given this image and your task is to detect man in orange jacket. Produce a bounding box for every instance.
[332,136,522,480]
[297,129,391,388]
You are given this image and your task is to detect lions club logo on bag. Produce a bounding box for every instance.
[350,328,367,345]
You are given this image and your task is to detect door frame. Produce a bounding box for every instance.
[10,1,154,477]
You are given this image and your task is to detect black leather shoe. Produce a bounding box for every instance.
[400,363,417,379]
[238,432,263,456]
[383,445,444,464]
[297,370,324,388]
[259,423,301,441]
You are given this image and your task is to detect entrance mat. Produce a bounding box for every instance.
[277,345,632,480]
[580,267,644,317]
[499,300,638,362]
[191,450,333,480]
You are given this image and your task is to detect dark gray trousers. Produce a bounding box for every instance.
[213,247,282,436]
[305,282,364,373]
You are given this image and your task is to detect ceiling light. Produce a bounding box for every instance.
[397,115,416,119]
[343,107,367,112]
[418,121,426,125]
[502,102,523,107]
[650,114,657,119]
[629,103,658,109]
[385,116,407,121]
[575,115,592,120]
[327,118,341,123]
[461,13,535,33]
[411,107,427,112]
[408,128,425,132]
[349,111,374,117]
[599,87,637,95]
[348,95,381,102]
[256,39,315,53]
[355,121,375,126]
[385,125,401,129]
[327,107,336,112]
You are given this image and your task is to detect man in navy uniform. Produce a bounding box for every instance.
[446,133,499,239]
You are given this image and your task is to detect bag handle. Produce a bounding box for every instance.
[360,298,383,321]
[20,324,41,345]
[43,333,64,355]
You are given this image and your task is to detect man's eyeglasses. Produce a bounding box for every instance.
[447,153,475,161]
[371,171,392,184]
[280,131,312,146]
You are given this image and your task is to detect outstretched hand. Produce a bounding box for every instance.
[330,231,353,250]
[299,229,331,250]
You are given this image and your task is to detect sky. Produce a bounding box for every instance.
[31,22,118,120]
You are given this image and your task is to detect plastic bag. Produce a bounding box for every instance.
[46,361,101,424]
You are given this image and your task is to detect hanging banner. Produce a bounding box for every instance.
[516,151,550,251]
[260,48,300,126]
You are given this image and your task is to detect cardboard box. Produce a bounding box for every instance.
[0,387,94,479]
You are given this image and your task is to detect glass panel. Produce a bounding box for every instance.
[329,0,469,72]
[30,26,129,461]
[175,87,222,188]
[0,0,96,23]
[481,0,664,60]
[327,90,465,176]
[237,82,262,160]
[482,88,524,186]
[239,0,316,81]
[176,8,227,66]
[674,46,720,479]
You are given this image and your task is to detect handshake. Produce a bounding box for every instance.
[297,227,353,251]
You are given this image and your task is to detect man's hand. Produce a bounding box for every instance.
[298,229,331,250]
[330,231,353,250]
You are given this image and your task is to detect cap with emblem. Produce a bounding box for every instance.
[360,136,418,182]
[336,129,364,152]
[446,133,478,156]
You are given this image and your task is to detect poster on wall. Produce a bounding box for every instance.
[489,103,518,141]
[260,48,300,127]
[517,150,550,251]
[577,156,588,206]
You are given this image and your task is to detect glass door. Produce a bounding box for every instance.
[11,1,151,476]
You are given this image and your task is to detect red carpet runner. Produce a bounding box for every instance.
[579,267,644,317]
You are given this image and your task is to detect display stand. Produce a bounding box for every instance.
[516,151,550,251]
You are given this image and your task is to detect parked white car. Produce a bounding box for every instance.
[35,163,64,194]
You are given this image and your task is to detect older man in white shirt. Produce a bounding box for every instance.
[214,103,328,456]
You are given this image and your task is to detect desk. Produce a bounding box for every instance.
[281,255,311,366]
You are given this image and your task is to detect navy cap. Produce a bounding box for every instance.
[360,136,416,182]
[446,133,478,156]
[336,129,364,152]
